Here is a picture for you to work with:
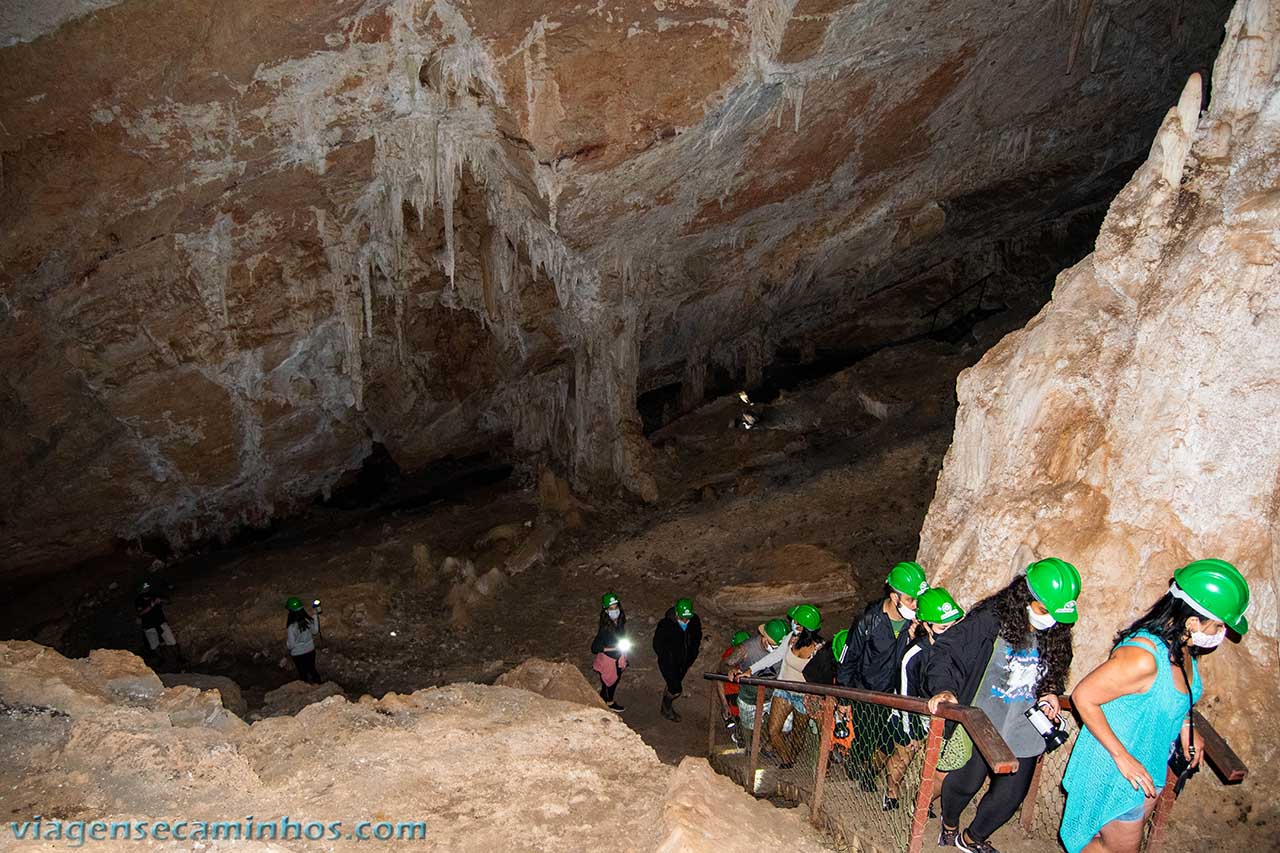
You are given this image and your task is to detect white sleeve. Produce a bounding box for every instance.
[748,638,790,675]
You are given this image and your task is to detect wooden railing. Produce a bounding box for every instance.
[704,674,1247,853]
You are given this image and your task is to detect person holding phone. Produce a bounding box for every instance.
[1059,560,1250,853]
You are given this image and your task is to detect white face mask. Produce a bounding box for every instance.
[607,607,620,619]
[1028,606,1057,631]
[893,595,915,620]
[1190,628,1225,649]
[791,620,803,635]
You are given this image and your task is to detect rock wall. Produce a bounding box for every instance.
[0,0,1230,574]
[917,0,1280,835]
[0,640,828,852]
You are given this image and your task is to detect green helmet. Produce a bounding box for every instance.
[1025,557,1081,624]
[1172,559,1250,634]
[917,587,964,624]
[788,603,822,631]
[731,630,751,647]
[763,618,789,644]
[286,596,303,611]
[887,561,929,597]
[832,628,849,663]
[674,598,695,619]
[602,592,620,609]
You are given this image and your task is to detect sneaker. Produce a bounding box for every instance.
[881,795,899,812]
[608,702,625,712]
[937,826,959,847]
[954,830,999,853]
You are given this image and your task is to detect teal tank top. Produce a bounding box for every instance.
[1059,631,1201,853]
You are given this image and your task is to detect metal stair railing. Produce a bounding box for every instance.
[703,673,1246,853]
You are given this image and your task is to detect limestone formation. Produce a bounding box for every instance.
[0,641,826,851]
[917,0,1280,835]
[0,0,1231,575]
[494,657,608,710]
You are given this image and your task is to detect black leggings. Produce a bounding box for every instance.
[599,674,621,702]
[292,651,322,685]
[940,749,1038,842]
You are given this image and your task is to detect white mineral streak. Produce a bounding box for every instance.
[917,0,1280,779]
[0,0,122,48]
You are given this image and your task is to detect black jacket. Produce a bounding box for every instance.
[802,641,838,685]
[924,605,1001,706]
[898,634,935,699]
[591,615,627,660]
[836,599,915,692]
[652,609,702,680]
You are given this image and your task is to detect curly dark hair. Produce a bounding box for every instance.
[982,577,1075,696]
[1115,593,1204,668]
[598,605,626,634]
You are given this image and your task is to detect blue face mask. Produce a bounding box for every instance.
[607,607,621,620]
[678,619,689,631]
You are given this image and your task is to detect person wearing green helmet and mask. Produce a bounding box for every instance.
[732,603,825,768]
[836,561,931,791]
[927,558,1081,853]
[285,596,323,684]
[652,598,703,722]
[1059,559,1250,853]
[883,587,967,812]
[591,592,629,712]
[721,618,789,737]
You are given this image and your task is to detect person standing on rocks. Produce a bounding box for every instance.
[926,558,1081,853]
[1059,559,1250,853]
[285,597,323,684]
[135,581,183,670]
[591,592,629,712]
[836,561,930,790]
[652,598,702,722]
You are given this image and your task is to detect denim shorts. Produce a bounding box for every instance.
[1116,791,1161,823]
[773,689,808,714]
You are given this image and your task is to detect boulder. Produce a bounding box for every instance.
[256,680,345,719]
[495,658,608,709]
[702,544,858,618]
[159,672,248,718]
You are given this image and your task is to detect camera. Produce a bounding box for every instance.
[1024,701,1069,752]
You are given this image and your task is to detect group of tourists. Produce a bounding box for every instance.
[590,593,705,720]
[704,555,1251,853]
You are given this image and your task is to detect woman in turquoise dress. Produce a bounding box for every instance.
[1060,559,1251,852]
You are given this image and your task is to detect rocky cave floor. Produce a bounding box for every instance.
[1,305,1062,847]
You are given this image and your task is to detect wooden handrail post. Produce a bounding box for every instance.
[1018,753,1046,835]
[707,685,718,755]
[908,716,946,853]
[747,684,765,795]
[1145,767,1179,853]
[809,696,836,825]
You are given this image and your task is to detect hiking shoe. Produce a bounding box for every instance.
[954,830,999,853]
[608,702,625,712]
[881,795,899,812]
[937,826,959,847]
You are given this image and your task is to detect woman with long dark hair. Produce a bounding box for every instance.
[736,603,825,768]
[285,597,322,684]
[1059,559,1250,853]
[926,558,1082,853]
[591,592,629,711]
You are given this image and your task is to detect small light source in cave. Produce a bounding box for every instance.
[736,412,758,430]
[737,390,751,404]
[389,631,398,637]
[617,638,632,653]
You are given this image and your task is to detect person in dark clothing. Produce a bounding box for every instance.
[590,592,629,711]
[135,581,183,669]
[836,561,931,790]
[652,597,702,722]
[883,586,966,811]
[926,558,1081,853]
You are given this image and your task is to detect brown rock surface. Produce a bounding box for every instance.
[159,672,249,718]
[494,657,608,709]
[702,544,858,618]
[0,641,827,850]
[917,1,1280,839]
[0,0,1232,575]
